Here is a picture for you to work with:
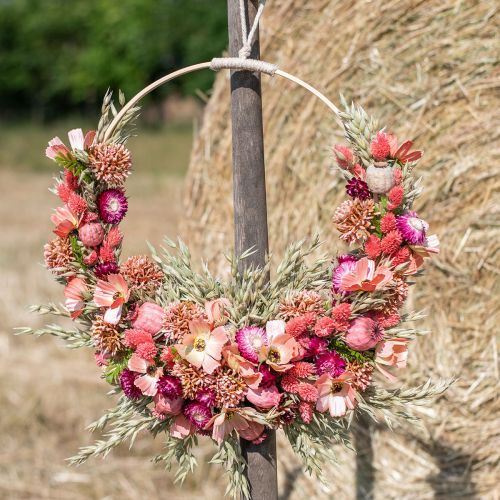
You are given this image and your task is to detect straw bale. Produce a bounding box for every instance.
[183,0,499,498]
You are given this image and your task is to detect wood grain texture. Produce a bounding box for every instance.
[227,1,277,499]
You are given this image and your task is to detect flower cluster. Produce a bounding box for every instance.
[36,101,440,493]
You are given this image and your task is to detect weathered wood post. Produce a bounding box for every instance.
[227,1,278,499]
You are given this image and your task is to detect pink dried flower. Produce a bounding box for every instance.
[235,326,268,363]
[332,303,352,324]
[346,362,374,391]
[128,353,162,397]
[163,301,207,341]
[388,185,404,209]
[370,131,393,161]
[380,230,403,255]
[97,189,128,224]
[346,178,371,200]
[299,402,313,423]
[123,329,153,349]
[306,337,328,357]
[94,274,129,324]
[296,383,319,402]
[281,374,300,393]
[99,244,116,263]
[183,402,212,430]
[393,167,403,184]
[120,255,163,294]
[314,316,336,337]
[51,205,81,238]
[288,361,315,378]
[279,291,325,320]
[396,211,428,245]
[376,338,409,368]
[57,182,73,203]
[67,192,88,215]
[136,342,157,360]
[380,212,397,233]
[316,351,346,377]
[365,235,382,259]
[331,254,358,295]
[88,143,132,187]
[78,223,104,248]
[94,261,119,277]
[104,226,123,248]
[258,365,277,388]
[345,317,384,351]
[340,257,393,292]
[260,320,299,372]
[64,277,88,319]
[119,368,142,400]
[246,384,282,408]
[286,315,314,338]
[84,250,98,266]
[391,247,411,267]
[132,302,165,335]
[334,198,375,245]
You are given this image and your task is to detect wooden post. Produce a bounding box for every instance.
[227,1,278,499]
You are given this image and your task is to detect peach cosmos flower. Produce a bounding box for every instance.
[376,338,409,369]
[205,298,231,326]
[206,407,264,444]
[64,277,88,319]
[51,205,82,238]
[223,344,262,389]
[46,128,95,160]
[175,320,228,374]
[170,414,196,439]
[340,257,393,292]
[128,353,163,396]
[259,320,299,372]
[315,372,357,417]
[93,273,130,325]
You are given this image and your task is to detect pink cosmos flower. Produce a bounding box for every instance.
[175,320,228,374]
[64,277,88,319]
[246,385,282,409]
[206,407,264,444]
[93,273,130,324]
[170,414,196,439]
[205,298,231,326]
[45,128,95,160]
[315,372,357,417]
[340,257,393,292]
[376,338,409,368]
[128,353,163,396]
[259,320,299,372]
[51,205,82,238]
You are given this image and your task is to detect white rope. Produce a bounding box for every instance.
[238,0,266,58]
[210,57,277,75]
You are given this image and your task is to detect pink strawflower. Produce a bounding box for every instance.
[380,230,403,254]
[94,261,119,277]
[175,320,228,374]
[235,326,268,363]
[136,342,157,360]
[196,388,216,407]
[396,211,428,245]
[299,402,313,424]
[132,302,165,335]
[370,131,392,161]
[246,385,282,408]
[183,402,212,430]
[97,189,128,224]
[316,351,346,377]
[306,337,328,357]
[340,257,393,292]
[288,361,315,378]
[64,277,88,319]
[128,353,162,397]
[345,317,384,351]
[333,145,353,168]
[388,185,404,209]
[365,235,382,259]
[314,316,336,337]
[296,382,319,402]
[93,273,130,324]
[258,365,277,388]
[332,254,358,294]
[380,212,397,233]
[315,373,357,417]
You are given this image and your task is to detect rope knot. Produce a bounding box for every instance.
[238,45,252,59]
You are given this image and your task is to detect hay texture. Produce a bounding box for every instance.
[183,1,499,498]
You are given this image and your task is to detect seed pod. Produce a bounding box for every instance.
[365,164,395,194]
[78,223,104,247]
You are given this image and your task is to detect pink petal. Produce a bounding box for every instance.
[134,374,158,396]
[202,354,220,374]
[188,320,211,337]
[67,128,85,150]
[128,353,148,374]
[265,320,285,340]
[104,304,123,325]
[170,414,195,439]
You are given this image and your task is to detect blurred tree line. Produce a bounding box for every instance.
[0,0,227,120]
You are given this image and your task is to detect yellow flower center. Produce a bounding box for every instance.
[193,336,206,352]
[267,347,281,364]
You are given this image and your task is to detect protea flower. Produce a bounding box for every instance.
[88,143,132,186]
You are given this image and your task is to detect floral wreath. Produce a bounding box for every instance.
[24,82,445,495]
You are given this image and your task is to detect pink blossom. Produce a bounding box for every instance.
[206,408,264,444]
[345,317,384,351]
[246,385,282,409]
[170,414,196,439]
[51,205,82,238]
[340,257,393,292]
[205,298,231,326]
[93,274,130,324]
[46,128,95,160]
[153,394,183,416]
[175,320,228,374]
[259,320,299,372]
[128,353,163,396]
[376,338,409,368]
[223,344,262,389]
[132,302,165,335]
[64,277,88,319]
[315,372,357,417]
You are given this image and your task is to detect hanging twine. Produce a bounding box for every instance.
[238,0,266,58]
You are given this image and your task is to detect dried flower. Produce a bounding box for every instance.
[121,255,163,294]
[299,401,313,423]
[333,144,353,168]
[288,361,315,378]
[67,192,88,215]
[235,326,268,363]
[172,363,214,400]
[133,302,165,334]
[345,317,384,351]
[380,211,397,233]
[332,255,358,295]
[163,301,207,341]
[43,237,73,272]
[183,402,212,430]
[380,230,403,254]
[94,261,120,278]
[370,131,393,161]
[365,234,382,259]
[316,351,346,377]
[119,368,142,400]
[78,223,105,248]
[333,198,375,244]
[157,375,183,399]
[388,185,404,209]
[346,177,370,200]
[279,291,325,320]
[396,211,428,245]
[314,316,336,337]
[296,382,319,402]
[97,189,128,224]
[88,143,132,186]
[91,315,124,356]
[346,362,373,391]
[285,314,315,338]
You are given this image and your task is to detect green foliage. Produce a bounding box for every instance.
[328,338,373,363]
[104,353,132,384]
[0,0,227,118]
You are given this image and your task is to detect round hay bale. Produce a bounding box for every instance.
[182,1,499,498]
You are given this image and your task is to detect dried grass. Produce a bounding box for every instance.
[184,0,500,498]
